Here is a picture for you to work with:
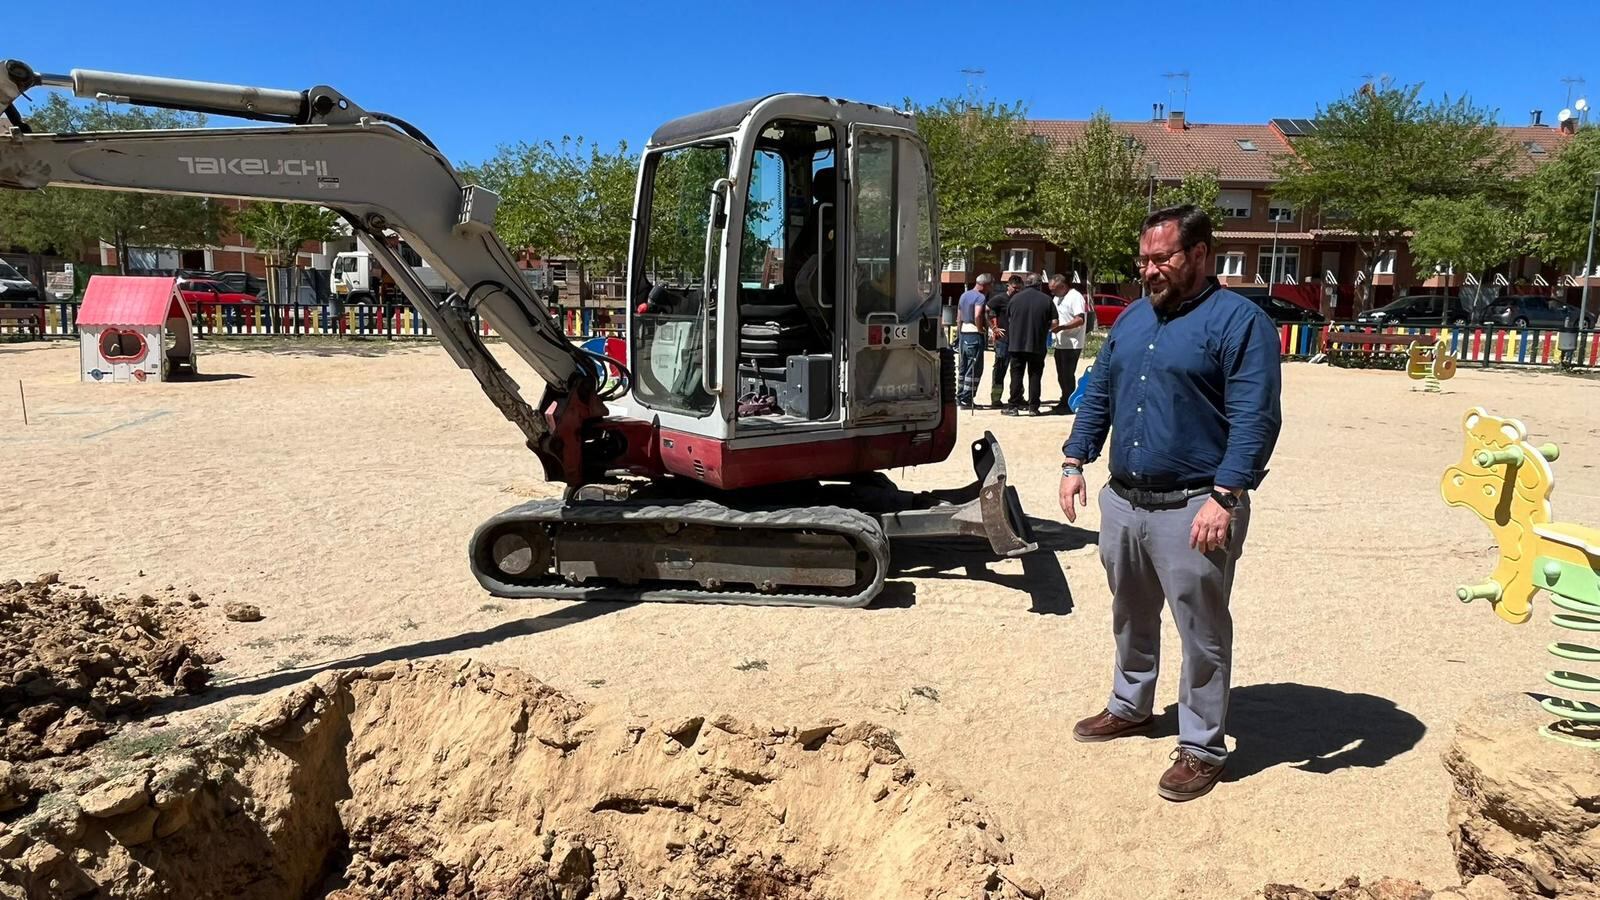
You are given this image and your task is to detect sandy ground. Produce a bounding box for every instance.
[2,337,1597,899]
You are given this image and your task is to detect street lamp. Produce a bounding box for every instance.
[1146,161,1159,213]
[1580,171,1600,332]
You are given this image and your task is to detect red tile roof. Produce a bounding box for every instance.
[1029,118,1574,182]
[77,276,184,327]
[1028,119,1294,184]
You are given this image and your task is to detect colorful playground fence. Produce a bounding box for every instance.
[1307,323,1600,370]
[6,302,1597,372]
[3,301,623,342]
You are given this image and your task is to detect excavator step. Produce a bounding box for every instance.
[470,499,889,608]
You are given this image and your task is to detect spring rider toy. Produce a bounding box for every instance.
[1442,407,1600,748]
[1406,338,1457,392]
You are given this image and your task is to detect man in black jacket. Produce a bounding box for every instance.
[1002,277,1058,415]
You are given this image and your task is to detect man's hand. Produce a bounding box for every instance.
[1059,474,1088,522]
[1189,498,1233,552]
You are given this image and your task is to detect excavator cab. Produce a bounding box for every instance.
[623,97,945,456]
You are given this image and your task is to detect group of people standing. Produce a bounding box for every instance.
[955,272,1088,415]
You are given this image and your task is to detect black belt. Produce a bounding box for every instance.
[1108,477,1211,509]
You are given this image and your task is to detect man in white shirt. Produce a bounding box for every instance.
[1049,274,1088,414]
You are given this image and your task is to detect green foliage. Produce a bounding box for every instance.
[233,202,342,301]
[1035,112,1147,290]
[234,203,342,267]
[1406,195,1526,288]
[1527,127,1600,265]
[467,136,635,296]
[0,95,230,271]
[1156,171,1226,226]
[907,96,1047,260]
[1273,81,1516,304]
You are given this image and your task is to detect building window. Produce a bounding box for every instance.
[1258,246,1300,282]
[1218,190,1251,219]
[1236,139,1258,152]
[1372,249,1396,276]
[942,253,967,273]
[1267,202,1295,223]
[1003,248,1033,273]
[1215,252,1245,278]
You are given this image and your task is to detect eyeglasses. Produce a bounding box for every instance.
[1134,247,1189,269]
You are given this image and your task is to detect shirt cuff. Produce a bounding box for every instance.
[1214,466,1264,490]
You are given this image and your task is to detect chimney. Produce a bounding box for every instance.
[1166,109,1185,131]
[1561,116,1578,135]
[1531,109,1543,126]
[1152,102,1161,122]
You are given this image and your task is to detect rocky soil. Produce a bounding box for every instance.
[0,574,212,765]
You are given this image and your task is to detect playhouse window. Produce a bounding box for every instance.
[99,329,148,362]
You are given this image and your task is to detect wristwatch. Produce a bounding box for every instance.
[1060,461,1083,477]
[1209,489,1240,510]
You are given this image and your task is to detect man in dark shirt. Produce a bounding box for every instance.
[1001,279,1057,415]
[1059,205,1282,802]
[986,277,1016,407]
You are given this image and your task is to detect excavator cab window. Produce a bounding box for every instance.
[630,140,732,417]
[732,120,838,420]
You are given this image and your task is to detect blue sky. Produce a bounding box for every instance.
[12,0,1599,165]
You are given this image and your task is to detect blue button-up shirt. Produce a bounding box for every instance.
[1062,280,1282,490]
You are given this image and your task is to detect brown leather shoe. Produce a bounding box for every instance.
[1072,708,1152,743]
[1157,748,1224,801]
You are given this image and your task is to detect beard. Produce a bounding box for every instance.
[1149,266,1200,308]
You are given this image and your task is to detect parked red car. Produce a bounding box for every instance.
[177,278,256,306]
[178,278,259,328]
[1092,293,1132,329]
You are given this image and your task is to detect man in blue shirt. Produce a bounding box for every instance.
[1059,205,1282,802]
[955,274,991,409]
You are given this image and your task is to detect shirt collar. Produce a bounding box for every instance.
[1153,277,1221,321]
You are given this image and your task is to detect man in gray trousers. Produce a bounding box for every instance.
[1059,204,1282,801]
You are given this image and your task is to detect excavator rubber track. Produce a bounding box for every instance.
[470,499,890,608]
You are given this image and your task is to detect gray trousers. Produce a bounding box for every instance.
[1098,484,1251,765]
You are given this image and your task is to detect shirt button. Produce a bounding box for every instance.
[1137,406,1143,412]
[1148,344,1154,350]
[1133,441,1139,446]
[1140,375,1146,381]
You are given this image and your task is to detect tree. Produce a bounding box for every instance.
[232,202,343,303]
[1035,111,1147,293]
[1406,195,1526,312]
[1156,171,1226,226]
[1273,81,1517,310]
[0,94,230,272]
[468,136,635,306]
[907,97,1048,265]
[1527,126,1600,267]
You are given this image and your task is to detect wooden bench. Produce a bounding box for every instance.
[1320,329,1446,368]
[0,306,45,338]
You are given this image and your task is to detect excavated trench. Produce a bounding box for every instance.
[0,660,1044,900]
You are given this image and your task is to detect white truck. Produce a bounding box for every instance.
[330,240,449,305]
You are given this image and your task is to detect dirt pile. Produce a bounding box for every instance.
[1,660,1042,899]
[1443,695,1600,898]
[0,575,212,763]
[1251,693,1600,900]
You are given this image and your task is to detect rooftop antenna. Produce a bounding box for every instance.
[960,68,987,106]
[1162,71,1190,114]
[1562,76,1586,110]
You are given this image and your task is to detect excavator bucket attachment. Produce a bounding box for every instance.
[876,431,1038,557]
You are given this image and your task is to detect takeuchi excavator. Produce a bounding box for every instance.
[0,60,1037,607]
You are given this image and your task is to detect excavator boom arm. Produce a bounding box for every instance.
[0,59,603,484]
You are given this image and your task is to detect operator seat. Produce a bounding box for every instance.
[737,167,835,392]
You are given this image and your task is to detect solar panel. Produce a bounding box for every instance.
[1272,118,1319,136]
